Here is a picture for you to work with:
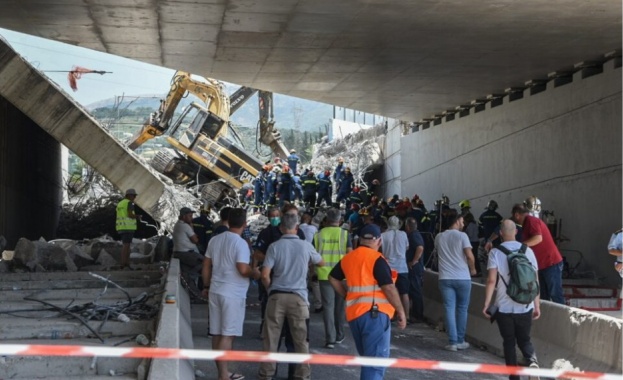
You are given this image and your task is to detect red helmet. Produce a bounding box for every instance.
[353,186,360,192]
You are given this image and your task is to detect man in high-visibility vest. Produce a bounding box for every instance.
[329,223,406,380]
[314,207,352,349]
[116,188,140,268]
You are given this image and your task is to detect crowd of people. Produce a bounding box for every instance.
[119,149,583,380]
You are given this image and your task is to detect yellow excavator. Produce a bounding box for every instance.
[126,71,289,203]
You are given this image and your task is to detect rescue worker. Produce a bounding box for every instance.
[364,179,380,206]
[192,203,215,254]
[328,224,406,379]
[292,171,303,204]
[336,167,354,205]
[459,199,472,217]
[316,169,333,209]
[253,165,268,212]
[480,200,503,247]
[265,165,279,207]
[302,170,318,213]
[524,195,542,218]
[333,157,345,192]
[116,188,141,269]
[346,186,363,211]
[277,165,292,207]
[286,149,300,175]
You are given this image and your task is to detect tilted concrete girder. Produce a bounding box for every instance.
[0,37,167,220]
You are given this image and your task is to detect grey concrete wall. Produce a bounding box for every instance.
[0,96,62,248]
[423,271,622,373]
[399,61,622,284]
[383,121,402,197]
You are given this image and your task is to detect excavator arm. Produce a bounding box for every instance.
[257,90,289,159]
[127,71,230,150]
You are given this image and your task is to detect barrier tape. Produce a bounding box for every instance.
[0,344,619,379]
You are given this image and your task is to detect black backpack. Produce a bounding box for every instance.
[497,244,540,306]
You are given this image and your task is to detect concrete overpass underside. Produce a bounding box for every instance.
[0,0,620,122]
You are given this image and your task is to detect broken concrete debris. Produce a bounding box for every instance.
[4,235,163,271]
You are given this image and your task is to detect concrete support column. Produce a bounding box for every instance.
[0,96,62,248]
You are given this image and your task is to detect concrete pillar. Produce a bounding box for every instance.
[0,96,62,248]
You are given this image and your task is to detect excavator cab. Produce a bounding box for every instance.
[169,102,226,148]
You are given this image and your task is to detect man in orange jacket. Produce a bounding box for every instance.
[329,223,406,380]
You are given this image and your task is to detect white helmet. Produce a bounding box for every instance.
[524,196,542,217]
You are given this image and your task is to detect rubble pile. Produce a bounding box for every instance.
[309,123,386,183]
[2,235,162,273]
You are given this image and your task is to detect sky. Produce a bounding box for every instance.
[0,28,178,106]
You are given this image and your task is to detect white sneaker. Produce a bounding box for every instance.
[527,362,540,380]
[444,344,457,351]
[456,342,470,350]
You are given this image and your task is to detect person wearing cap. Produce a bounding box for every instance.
[116,188,141,268]
[173,207,204,297]
[286,149,300,175]
[329,223,406,379]
[381,216,410,322]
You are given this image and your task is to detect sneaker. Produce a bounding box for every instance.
[527,362,540,380]
[456,342,470,350]
[444,344,457,352]
[324,343,335,349]
[335,336,345,344]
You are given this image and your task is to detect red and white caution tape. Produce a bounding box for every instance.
[0,344,619,379]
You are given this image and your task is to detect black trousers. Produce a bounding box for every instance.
[496,311,538,380]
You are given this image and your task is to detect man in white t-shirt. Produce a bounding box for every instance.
[381,216,410,321]
[201,208,260,380]
[483,219,540,380]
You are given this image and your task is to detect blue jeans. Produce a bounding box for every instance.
[408,263,424,320]
[349,311,391,380]
[538,261,565,304]
[438,279,472,345]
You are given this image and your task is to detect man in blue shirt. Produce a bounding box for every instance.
[286,149,300,175]
[405,217,425,323]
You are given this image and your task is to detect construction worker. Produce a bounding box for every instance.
[287,149,300,175]
[328,224,406,379]
[116,188,140,269]
[336,167,354,205]
[333,157,345,193]
[316,169,333,209]
[302,170,318,213]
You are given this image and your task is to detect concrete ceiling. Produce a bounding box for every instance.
[0,0,620,121]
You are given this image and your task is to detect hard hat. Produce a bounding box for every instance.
[524,196,542,213]
[459,199,471,209]
[324,170,330,176]
[372,179,380,185]
[262,165,269,171]
[351,203,360,210]
[290,149,296,153]
[282,165,290,173]
[486,200,498,211]
[125,188,137,196]
[353,186,360,192]
[442,195,450,205]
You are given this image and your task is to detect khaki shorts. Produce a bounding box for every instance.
[208,293,246,336]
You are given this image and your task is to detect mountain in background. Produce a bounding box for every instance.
[86,91,333,134]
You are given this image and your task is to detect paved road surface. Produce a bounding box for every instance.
[191,283,508,380]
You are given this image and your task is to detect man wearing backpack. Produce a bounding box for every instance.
[483,219,541,380]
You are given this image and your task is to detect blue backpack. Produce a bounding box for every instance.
[497,244,540,306]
